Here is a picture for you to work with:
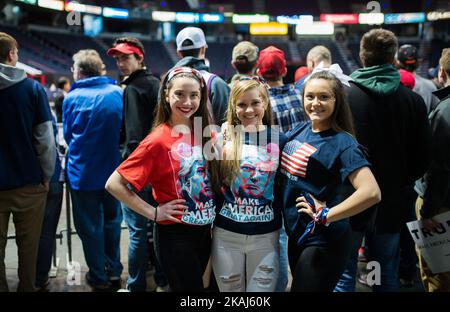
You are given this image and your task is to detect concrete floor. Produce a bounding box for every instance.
[3,184,423,292]
[3,185,158,292]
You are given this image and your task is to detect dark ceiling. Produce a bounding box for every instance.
[76,0,446,15]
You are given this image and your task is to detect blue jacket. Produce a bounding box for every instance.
[63,76,123,190]
[0,64,56,190]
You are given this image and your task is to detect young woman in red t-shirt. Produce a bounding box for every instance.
[106,67,220,291]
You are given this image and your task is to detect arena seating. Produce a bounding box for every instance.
[0,24,70,73]
[2,23,441,83]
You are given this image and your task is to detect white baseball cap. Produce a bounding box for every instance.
[176,27,207,51]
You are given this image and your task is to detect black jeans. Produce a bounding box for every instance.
[36,182,63,288]
[155,223,211,292]
[147,220,168,287]
[288,229,352,292]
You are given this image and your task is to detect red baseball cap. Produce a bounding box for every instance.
[398,69,415,89]
[257,46,286,79]
[295,66,309,82]
[107,43,143,57]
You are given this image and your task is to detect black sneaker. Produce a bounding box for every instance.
[85,272,111,291]
[36,279,50,292]
[399,277,415,288]
[109,276,122,290]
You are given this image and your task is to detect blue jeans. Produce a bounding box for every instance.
[334,231,400,292]
[399,187,418,280]
[275,224,288,292]
[70,189,123,285]
[122,188,151,292]
[35,182,63,288]
[123,189,167,291]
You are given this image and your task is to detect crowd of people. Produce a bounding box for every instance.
[0,26,449,293]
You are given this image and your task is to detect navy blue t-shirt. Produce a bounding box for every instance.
[0,78,52,189]
[277,122,370,246]
[214,127,288,235]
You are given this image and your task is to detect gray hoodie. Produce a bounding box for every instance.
[0,63,27,89]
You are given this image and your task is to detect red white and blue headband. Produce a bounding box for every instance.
[166,67,205,87]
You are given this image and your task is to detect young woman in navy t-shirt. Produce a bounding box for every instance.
[278,70,381,291]
[212,78,287,292]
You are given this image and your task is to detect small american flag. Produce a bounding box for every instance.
[281,141,317,177]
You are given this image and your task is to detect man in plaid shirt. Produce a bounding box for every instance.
[257,46,305,134]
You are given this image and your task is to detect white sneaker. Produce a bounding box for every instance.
[156,285,169,292]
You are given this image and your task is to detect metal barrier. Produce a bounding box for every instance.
[5,123,127,277]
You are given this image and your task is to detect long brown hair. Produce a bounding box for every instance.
[302,71,355,136]
[221,79,274,186]
[154,67,221,195]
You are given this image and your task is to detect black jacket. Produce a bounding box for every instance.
[121,69,160,160]
[348,81,432,233]
[53,89,65,123]
[416,85,450,218]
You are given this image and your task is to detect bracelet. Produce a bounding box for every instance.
[315,207,330,226]
[297,206,330,247]
[154,206,158,223]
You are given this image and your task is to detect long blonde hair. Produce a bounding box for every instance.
[221,79,274,186]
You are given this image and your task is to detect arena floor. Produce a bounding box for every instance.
[3,185,424,292]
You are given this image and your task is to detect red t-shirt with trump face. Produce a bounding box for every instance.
[117,123,216,225]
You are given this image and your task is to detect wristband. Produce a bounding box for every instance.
[296,205,330,247]
[315,207,330,226]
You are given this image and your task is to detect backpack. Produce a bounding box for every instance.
[199,70,217,124]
